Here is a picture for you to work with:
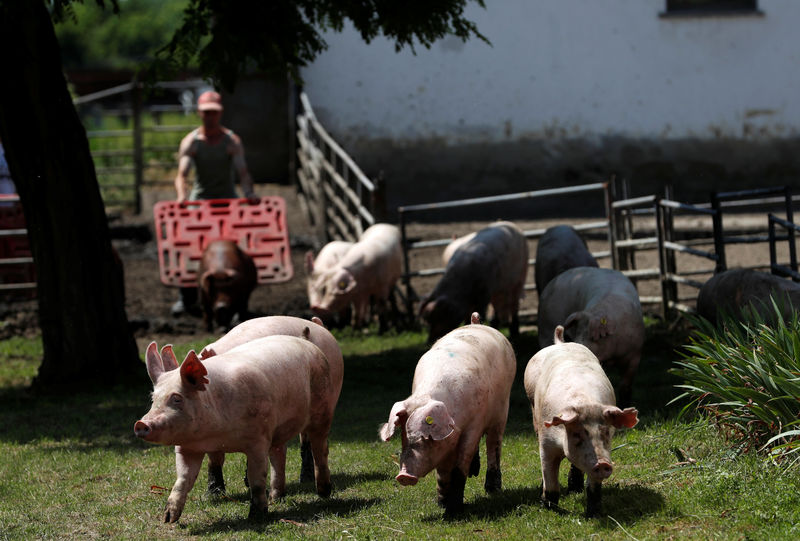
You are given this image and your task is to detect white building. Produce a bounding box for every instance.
[301,0,799,215]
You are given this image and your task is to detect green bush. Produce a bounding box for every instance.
[671,302,800,466]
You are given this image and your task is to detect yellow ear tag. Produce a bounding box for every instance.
[338,280,347,289]
[425,416,434,425]
[600,317,607,325]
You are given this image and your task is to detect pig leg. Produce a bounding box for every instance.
[616,353,641,408]
[245,444,270,520]
[206,451,226,495]
[435,454,466,515]
[351,298,369,328]
[567,463,584,494]
[164,448,204,523]
[540,447,563,509]
[585,479,602,517]
[268,444,287,501]
[484,427,503,493]
[299,433,315,483]
[309,433,332,497]
[469,450,480,477]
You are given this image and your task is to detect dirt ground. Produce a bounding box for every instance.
[0,183,788,347]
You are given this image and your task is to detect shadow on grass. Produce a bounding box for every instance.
[214,470,389,503]
[188,495,382,536]
[420,482,664,523]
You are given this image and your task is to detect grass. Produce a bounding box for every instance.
[1,324,800,539]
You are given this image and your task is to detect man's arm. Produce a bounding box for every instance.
[230,134,255,199]
[174,134,195,203]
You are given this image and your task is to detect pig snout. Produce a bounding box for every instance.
[134,420,156,441]
[396,468,419,486]
[591,459,613,480]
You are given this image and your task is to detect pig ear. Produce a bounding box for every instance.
[311,316,327,328]
[553,325,565,344]
[180,350,209,392]
[411,402,456,441]
[145,342,164,384]
[604,406,639,429]
[544,410,578,428]
[198,346,216,360]
[335,270,356,294]
[470,312,481,325]
[590,315,615,341]
[160,344,179,372]
[379,401,408,441]
[419,297,434,319]
[564,312,582,331]
[304,251,315,274]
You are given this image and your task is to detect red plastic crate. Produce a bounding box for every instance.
[153,197,293,287]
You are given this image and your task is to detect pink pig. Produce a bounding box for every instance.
[134,334,336,523]
[304,241,354,326]
[199,315,344,489]
[379,313,516,515]
[525,325,638,517]
[307,223,402,329]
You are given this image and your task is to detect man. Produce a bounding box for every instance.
[171,90,256,316]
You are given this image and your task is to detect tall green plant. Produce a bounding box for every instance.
[671,300,800,466]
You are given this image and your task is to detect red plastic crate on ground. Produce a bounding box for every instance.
[153,197,293,287]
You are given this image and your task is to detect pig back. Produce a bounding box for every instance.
[220,335,334,418]
[524,341,614,425]
[414,325,516,424]
[200,316,343,405]
[342,223,402,279]
[535,225,598,297]
[697,268,800,325]
[538,267,641,348]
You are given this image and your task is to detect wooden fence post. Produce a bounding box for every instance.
[710,192,726,273]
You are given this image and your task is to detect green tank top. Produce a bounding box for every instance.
[189,129,238,200]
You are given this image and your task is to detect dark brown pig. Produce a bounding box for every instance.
[198,239,257,331]
[379,313,516,515]
[538,266,644,407]
[134,334,336,523]
[525,325,639,517]
[697,268,800,326]
[534,225,598,298]
[198,315,343,490]
[420,221,528,343]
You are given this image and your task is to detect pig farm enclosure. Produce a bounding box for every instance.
[1,182,791,348]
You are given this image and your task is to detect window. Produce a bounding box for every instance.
[665,0,759,15]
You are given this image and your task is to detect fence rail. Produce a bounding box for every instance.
[295,92,384,244]
[397,182,613,320]
[76,79,208,213]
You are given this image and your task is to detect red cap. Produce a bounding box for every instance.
[197,91,223,111]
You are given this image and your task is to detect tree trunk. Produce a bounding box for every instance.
[0,2,142,388]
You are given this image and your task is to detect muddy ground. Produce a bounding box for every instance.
[0,183,787,348]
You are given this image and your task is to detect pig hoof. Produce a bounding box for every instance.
[247,504,269,522]
[541,491,560,509]
[443,502,464,518]
[269,488,286,502]
[317,481,332,498]
[484,467,502,493]
[162,505,181,523]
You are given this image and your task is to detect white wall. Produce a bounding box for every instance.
[302,0,800,144]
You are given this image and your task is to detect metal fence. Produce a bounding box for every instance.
[396,182,614,319]
[295,92,384,244]
[75,79,207,213]
[769,214,799,281]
